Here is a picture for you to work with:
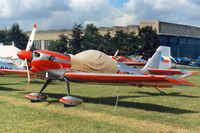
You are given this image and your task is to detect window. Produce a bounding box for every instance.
[44,40,51,49]
[33,40,41,49]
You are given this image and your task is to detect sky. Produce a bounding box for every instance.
[0,0,200,31]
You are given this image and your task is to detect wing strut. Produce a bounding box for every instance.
[154,87,167,95]
[114,85,121,111]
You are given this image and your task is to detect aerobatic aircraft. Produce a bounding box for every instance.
[111,46,197,78]
[112,55,146,66]
[0,24,195,106]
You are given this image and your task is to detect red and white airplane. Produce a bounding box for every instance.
[111,47,197,78]
[111,54,146,66]
[0,24,195,106]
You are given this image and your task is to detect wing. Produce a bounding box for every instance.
[64,72,193,87]
[147,69,198,78]
[124,61,146,66]
[0,69,37,78]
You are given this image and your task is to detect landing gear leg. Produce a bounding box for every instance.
[38,79,52,96]
[59,77,83,106]
[26,79,52,102]
[154,87,167,95]
[64,77,70,96]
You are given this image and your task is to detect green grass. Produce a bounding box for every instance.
[0,68,200,133]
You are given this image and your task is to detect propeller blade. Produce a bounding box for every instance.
[24,59,31,93]
[26,24,37,51]
[25,59,31,83]
[114,50,119,57]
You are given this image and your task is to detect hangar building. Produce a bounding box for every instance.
[28,20,200,59]
[140,21,200,59]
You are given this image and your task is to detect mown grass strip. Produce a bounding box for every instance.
[0,95,191,133]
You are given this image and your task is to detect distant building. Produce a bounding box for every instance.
[140,21,200,59]
[26,20,200,59]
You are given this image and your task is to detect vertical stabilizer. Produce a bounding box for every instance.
[142,46,171,71]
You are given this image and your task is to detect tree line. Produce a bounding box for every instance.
[0,23,159,60]
[0,23,28,50]
[48,24,159,60]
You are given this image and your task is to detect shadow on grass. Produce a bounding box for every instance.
[22,80,61,85]
[0,82,25,86]
[43,93,197,114]
[0,86,22,91]
[133,91,200,98]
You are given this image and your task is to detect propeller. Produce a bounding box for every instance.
[17,24,37,92]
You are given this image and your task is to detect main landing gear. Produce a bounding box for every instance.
[25,78,83,106]
[25,79,51,102]
[59,77,83,106]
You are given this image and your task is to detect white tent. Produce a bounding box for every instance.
[0,43,21,59]
[0,43,23,66]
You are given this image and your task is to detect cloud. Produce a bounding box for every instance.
[0,0,200,30]
[121,0,200,26]
[0,0,69,30]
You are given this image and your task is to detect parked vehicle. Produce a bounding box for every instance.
[175,57,192,65]
[190,60,200,67]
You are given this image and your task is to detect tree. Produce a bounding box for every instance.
[70,24,84,54]
[137,26,159,60]
[100,31,113,53]
[83,24,102,50]
[112,30,138,56]
[0,27,7,44]
[48,34,69,53]
[7,23,29,49]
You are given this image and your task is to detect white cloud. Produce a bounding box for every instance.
[0,0,200,30]
[122,0,200,26]
[68,0,109,12]
[115,13,136,26]
[0,1,13,18]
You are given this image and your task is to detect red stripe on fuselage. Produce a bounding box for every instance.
[35,50,70,61]
[31,60,70,73]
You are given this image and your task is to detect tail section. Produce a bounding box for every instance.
[142,46,171,70]
[141,46,197,78]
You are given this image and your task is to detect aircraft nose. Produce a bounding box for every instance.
[17,50,32,60]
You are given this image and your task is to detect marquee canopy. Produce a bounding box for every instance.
[0,44,21,59]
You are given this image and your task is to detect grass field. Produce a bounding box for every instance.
[0,67,200,133]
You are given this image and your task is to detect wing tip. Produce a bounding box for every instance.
[165,76,194,86]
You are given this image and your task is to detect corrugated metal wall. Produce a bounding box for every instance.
[159,35,200,59]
